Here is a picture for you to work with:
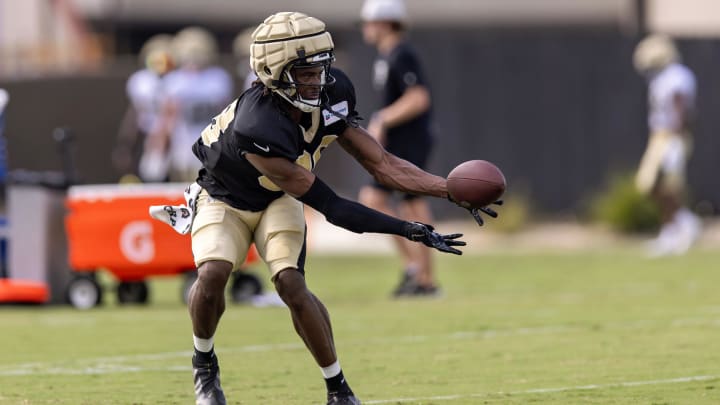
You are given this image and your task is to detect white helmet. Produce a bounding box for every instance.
[361,0,408,23]
[633,34,679,73]
[173,26,218,68]
[250,12,335,112]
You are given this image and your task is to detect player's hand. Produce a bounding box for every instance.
[449,195,503,227]
[403,222,466,255]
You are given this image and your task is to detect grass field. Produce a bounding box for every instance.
[1,249,720,404]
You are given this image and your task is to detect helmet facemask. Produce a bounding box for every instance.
[274,51,336,112]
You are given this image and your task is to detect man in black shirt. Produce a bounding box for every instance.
[359,0,439,297]
[183,12,495,405]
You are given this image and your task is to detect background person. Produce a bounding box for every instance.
[633,34,701,256]
[358,0,439,296]
[144,26,233,183]
[0,88,8,203]
[113,34,175,183]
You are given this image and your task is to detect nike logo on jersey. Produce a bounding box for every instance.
[253,142,270,153]
[322,101,349,126]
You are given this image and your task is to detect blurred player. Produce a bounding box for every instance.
[232,27,258,92]
[358,0,439,296]
[113,34,174,183]
[145,27,233,182]
[633,34,701,256]
[0,88,8,197]
[155,12,496,405]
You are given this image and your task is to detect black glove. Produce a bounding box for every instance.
[449,195,503,227]
[402,222,466,255]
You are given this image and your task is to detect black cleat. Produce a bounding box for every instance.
[408,284,442,298]
[192,352,226,405]
[327,391,362,405]
[393,283,442,299]
[391,270,416,297]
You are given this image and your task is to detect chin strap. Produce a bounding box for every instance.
[277,89,320,112]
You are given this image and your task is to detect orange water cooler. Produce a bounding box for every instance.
[64,183,260,309]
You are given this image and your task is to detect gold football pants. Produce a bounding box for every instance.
[191,191,306,278]
[635,131,691,195]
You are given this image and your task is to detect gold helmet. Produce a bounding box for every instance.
[633,34,679,74]
[139,34,174,74]
[172,26,218,68]
[250,12,335,112]
[232,27,256,79]
[233,26,256,60]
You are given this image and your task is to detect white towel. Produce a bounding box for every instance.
[148,182,202,235]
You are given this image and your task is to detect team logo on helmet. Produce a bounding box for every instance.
[250,12,336,112]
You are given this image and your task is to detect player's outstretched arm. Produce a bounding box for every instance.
[338,125,448,199]
[244,152,465,254]
[338,126,500,227]
[404,222,465,255]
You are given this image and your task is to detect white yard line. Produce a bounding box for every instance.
[363,375,720,404]
[0,326,580,376]
[0,316,718,376]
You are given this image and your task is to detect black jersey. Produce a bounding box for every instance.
[373,41,433,147]
[192,67,359,211]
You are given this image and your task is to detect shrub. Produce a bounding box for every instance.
[485,191,531,233]
[588,173,660,234]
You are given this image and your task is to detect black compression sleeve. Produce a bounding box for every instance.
[298,177,409,236]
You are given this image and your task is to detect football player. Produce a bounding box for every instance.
[0,88,7,192]
[633,34,701,256]
[358,0,440,297]
[145,27,233,183]
[184,12,494,405]
[113,34,174,183]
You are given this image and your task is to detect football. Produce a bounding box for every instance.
[447,160,506,208]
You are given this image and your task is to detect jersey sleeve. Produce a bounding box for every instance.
[672,69,697,97]
[391,45,428,93]
[323,68,361,133]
